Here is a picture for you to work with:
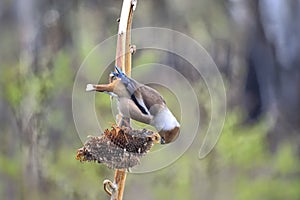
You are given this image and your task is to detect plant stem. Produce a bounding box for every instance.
[112,169,127,200]
[110,0,135,200]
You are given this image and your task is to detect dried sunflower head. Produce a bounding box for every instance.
[76,125,160,169]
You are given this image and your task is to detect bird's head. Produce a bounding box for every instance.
[159,126,180,144]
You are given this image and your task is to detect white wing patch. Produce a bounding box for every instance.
[135,95,150,115]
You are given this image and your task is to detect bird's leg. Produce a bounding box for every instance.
[116,114,131,128]
[116,113,123,126]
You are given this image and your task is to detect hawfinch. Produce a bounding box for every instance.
[86,66,180,144]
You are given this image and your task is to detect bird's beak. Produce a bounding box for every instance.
[160,137,166,144]
[145,132,161,145]
[151,132,161,144]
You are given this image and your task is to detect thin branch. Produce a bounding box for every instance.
[103,180,116,196]
[115,0,134,74]
[111,169,127,200]
[125,2,134,77]
[110,0,136,200]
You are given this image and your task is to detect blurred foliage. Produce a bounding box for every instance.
[217,113,300,200]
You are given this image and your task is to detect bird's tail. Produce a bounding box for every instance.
[86,83,115,92]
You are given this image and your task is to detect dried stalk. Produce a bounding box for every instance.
[106,0,135,200]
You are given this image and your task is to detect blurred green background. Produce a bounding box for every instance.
[1,0,300,199]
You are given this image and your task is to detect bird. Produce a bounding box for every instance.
[86,66,180,144]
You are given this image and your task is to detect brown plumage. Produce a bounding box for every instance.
[86,66,180,144]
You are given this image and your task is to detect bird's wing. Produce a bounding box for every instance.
[123,77,150,115]
[131,89,150,115]
[121,76,137,95]
[115,70,150,115]
[113,66,137,95]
